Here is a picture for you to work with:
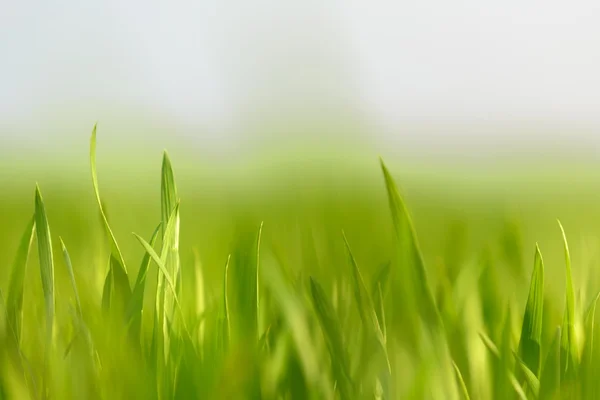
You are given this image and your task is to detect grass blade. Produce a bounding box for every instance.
[59,238,82,317]
[514,353,540,398]
[90,124,131,310]
[380,158,440,329]
[34,185,55,346]
[518,244,544,376]
[540,327,561,400]
[5,216,35,344]
[310,276,353,398]
[558,220,579,378]
[126,223,161,336]
[452,360,471,400]
[343,231,391,374]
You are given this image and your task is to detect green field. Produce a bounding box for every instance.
[2,126,600,399]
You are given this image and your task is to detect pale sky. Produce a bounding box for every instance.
[2,0,600,157]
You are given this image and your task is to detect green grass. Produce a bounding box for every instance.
[2,126,600,399]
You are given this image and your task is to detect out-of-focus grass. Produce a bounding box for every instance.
[2,127,600,398]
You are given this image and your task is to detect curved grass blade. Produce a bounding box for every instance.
[159,153,181,368]
[90,124,131,309]
[133,214,193,350]
[256,221,263,338]
[219,255,231,354]
[380,158,440,329]
[310,277,353,399]
[452,361,471,400]
[260,262,331,399]
[540,327,561,400]
[126,223,161,338]
[518,244,544,376]
[514,353,540,398]
[34,185,55,346]
[5,216,35,344]
[343,232,391,374]
[59,238,82,317]
[558,220,579,377]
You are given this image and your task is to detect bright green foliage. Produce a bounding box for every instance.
[5,216,35,344]
[518,244,544,376]
[558,220,579,379]
[34,186,55,346]
[90,125,131,312]
[5,130,600,398]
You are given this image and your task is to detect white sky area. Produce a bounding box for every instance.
[2,1,600,157]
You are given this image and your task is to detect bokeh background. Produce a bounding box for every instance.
[3,0,600,294]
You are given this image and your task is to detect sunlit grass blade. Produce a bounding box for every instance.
[59,238,82,317]
[558,220,579,378]
[518,244,544,376]
[256,221,263,338]
[260,262,331,398]
[219,255,232,354]
[540,327,561,400]
[343,231,391,374]
[514,353,540,398]
[34,185,55,345]
[5,216,35,344]
[90,124,131,309]
[379,158,440,328]
[126,223,161,338]
[452,360,471,400]
[229,223,263,343]
[310,276,353,398]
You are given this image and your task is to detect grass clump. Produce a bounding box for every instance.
[1,125,600,399]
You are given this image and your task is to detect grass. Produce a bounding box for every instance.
[1,126,600,399]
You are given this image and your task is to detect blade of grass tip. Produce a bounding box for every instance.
[558,220,579,376]
[539,327,561,400]
[343,231,391,374]
[34,185,55,346]
[6,216,35,344]
[379,158,440,329]
[35,185,55,400]
[518,244,544,376]
[452,360,471,400]
[309,276,353,399]
[59,238,82,318]
[90,124,131,307]
[513,352,540,398]
[161,151,178,238]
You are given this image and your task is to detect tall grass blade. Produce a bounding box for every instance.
[558,220,579,378]
[310,276,353,398]
[127,223,161,338]
[540,327,561,400]
[5,216,35,344]
[90,124,131,310]
[343,232,391,374]
[452,360,471,400]
[514,353,540,398]
[518,244,544,376]
[379,158,440,328]
[34,185,55,346]
[59,238,82,317]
